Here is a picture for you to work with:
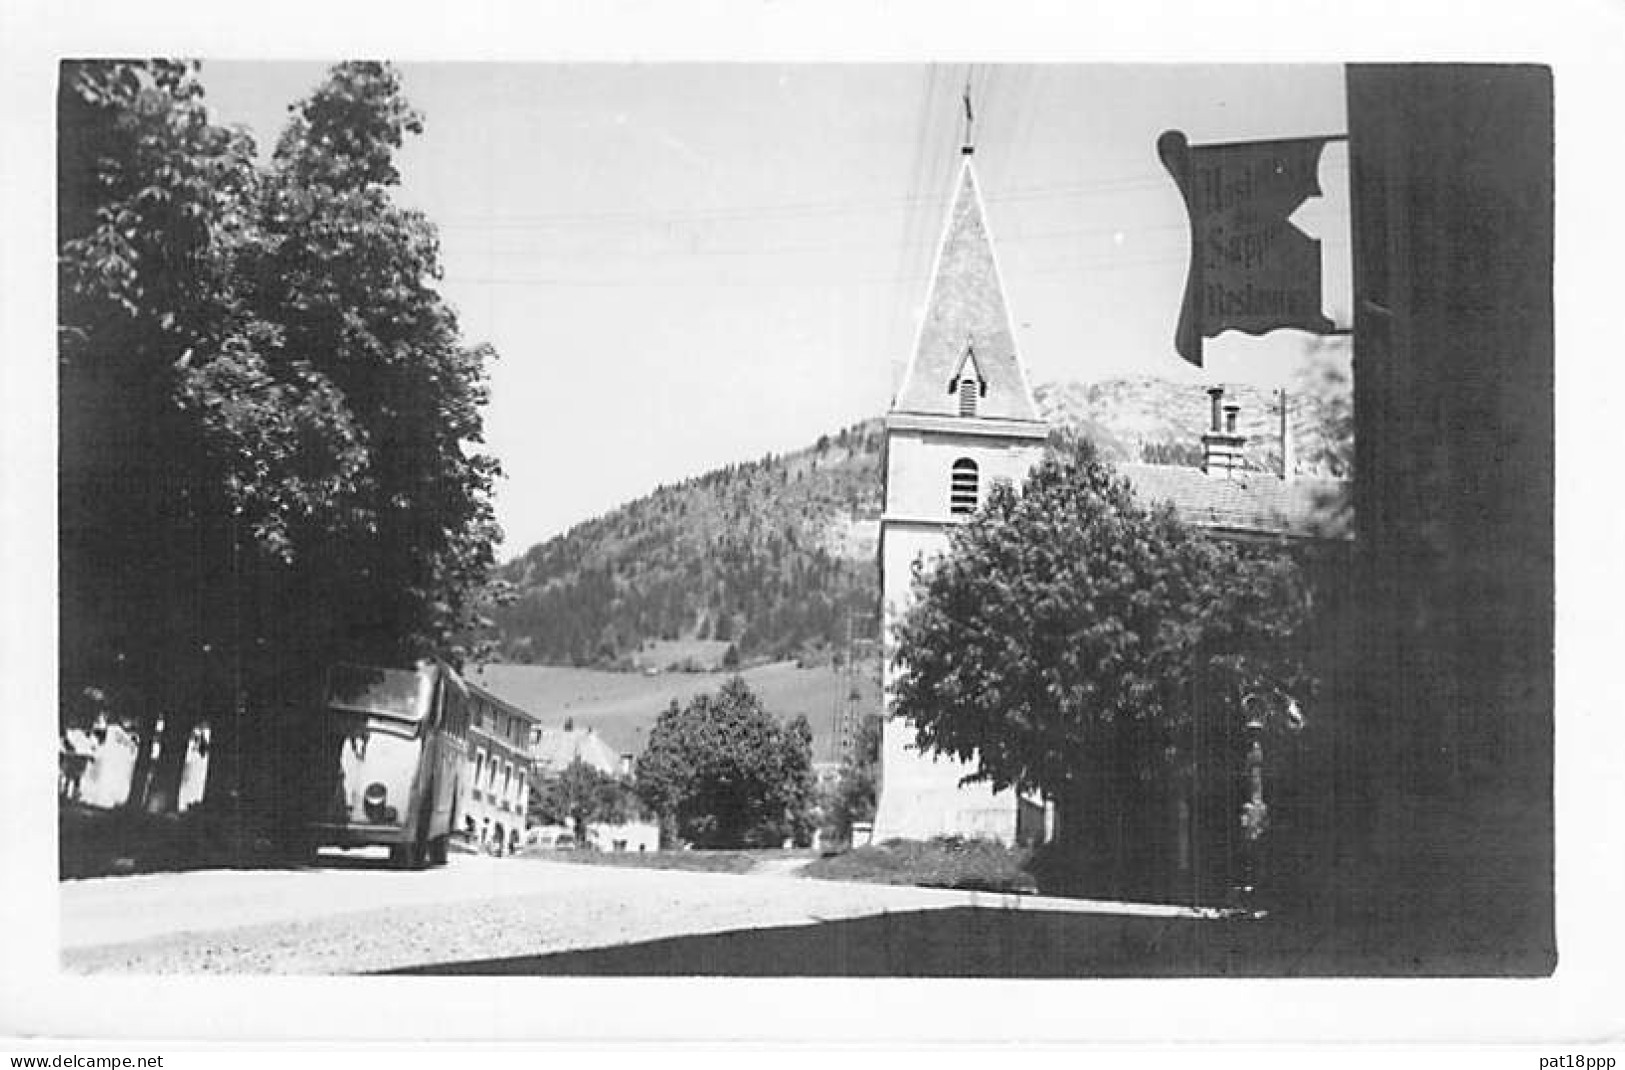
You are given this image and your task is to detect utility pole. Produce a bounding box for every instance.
[832,610,873,765]
[962,75,976,155]
[1279,388,1295,481]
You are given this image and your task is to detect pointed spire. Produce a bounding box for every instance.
[891,160,1040,422]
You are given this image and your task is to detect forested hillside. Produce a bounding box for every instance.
[492,353,1353,669]
[491,421,885,667]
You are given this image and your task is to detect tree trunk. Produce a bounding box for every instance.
[144,708,196,814]
[123,707,159,813]
[201,699,243,808]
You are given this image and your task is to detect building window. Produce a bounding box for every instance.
[950,458,979,515]
[957,374,979,417]
[474,750,486,792]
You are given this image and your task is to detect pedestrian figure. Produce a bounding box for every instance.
[59,731,92,801]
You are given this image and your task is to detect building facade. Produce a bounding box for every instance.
[459,682,539,854]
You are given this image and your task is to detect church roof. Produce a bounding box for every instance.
[892,160,1041,423]
[532,726,623,777]
[1118,463,1352,540]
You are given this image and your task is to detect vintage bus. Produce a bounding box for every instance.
[298,661,473,867]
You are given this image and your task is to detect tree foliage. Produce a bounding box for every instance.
[57,60,503,823]
[59,59,265,808]
[892,435,1314,876]
[634,677,815,848]
[529,758,639,847]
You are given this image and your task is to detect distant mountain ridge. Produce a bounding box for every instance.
[1035,371,1351,479]
[490,363,1351,668]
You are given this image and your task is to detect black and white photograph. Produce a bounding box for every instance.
[3,0,1623,1056]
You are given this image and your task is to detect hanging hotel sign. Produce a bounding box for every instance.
[1157,130,1342,367]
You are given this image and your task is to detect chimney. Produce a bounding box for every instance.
[1201,386,1247,478]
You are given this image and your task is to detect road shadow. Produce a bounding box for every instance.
[59,800,499,878]
[379,904,1548,977]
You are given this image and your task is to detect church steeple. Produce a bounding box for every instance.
[891,159,1040,423]
[871,136,1050,847]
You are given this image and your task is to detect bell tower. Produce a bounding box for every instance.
[870,150,1050,844]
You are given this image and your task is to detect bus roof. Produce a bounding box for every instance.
[326,663,432,722]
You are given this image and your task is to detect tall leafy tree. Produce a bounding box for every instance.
[245,61,502,670]
[891,435,1314,892]
[58,60,264,809]
[529,758,639,847]
[58,61,504,828]
[208,62,503,827]
[635,677,815,848]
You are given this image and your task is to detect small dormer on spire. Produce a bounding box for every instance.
[949,340,987,416]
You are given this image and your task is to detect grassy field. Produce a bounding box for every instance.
[516,847,816,875]
[470,659,880,761]
[513,838,1040,894]
[627,638,734,672]
[802,838,1040,895]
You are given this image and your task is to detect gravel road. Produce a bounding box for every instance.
[61,852,1206,974]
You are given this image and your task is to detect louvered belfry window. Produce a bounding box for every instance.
[957,374,979,416]
[950,458,979,515]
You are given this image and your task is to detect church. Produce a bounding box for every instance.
[869,144,1348,848]
[868,148,1051,845]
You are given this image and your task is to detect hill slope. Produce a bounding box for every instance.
[490,359,1351,669]
[491,421,884,668]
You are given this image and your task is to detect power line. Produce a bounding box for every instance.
[431,157,1349,233]
[463,218,1193,262]
[431,161,1291,233]
[453,249,1207,291]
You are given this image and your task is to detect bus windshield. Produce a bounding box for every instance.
[326,664,431,724]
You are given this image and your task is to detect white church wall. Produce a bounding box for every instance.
[881,428,1045,521]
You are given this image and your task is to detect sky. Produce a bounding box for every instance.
[200,62,1349,558]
